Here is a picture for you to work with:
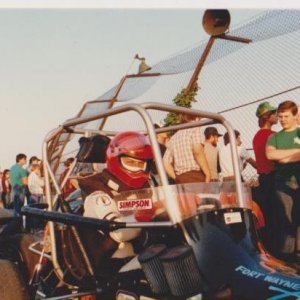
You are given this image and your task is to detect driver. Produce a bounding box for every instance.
[80,131,154,258]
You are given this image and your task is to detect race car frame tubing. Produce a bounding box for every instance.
[22,206,173,231]
[42,136,66,282]
[40,102,244,285]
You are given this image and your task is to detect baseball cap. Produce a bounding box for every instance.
[256,102,276,118]
[29,156,41,164]
[204,127,222,139]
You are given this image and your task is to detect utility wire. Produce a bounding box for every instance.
[218,85,300,114]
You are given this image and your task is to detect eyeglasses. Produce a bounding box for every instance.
[120,156,149,173]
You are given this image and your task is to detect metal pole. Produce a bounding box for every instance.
[42,137,65,282]
[185,36,216,95]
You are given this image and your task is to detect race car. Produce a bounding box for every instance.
[13,102,300,300]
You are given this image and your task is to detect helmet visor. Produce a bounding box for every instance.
[120,156,150,173]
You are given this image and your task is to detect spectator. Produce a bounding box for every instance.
[25,156,40,205]
[266,100,300,261]
[10,153,28,216]
[28,164,44,204]
[1,169,11,208]
[0,171,2,206]
[27,164,44,231]
[253,102,277,177]
[59,157,79,198]
[150,123,172,185]
[219,130,256,181]
[154,123,169,156]
[203,127,222,181]
[163,114,210,183]
[252,101,278,254]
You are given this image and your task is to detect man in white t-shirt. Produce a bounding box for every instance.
[28,164,44,203]
[219,130,256,181]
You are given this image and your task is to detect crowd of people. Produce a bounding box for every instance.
[0,155,44,229]
[162,100,300,262]
[163,115,257,184]
[0,99,299,263]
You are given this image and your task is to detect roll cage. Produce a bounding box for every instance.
[24,102,248,289]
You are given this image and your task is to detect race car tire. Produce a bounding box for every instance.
[0,259,29,300]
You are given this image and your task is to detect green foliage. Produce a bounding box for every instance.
[164,83,199,126]
[164,112,180,126]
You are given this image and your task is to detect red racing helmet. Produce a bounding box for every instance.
[106,131,153,188]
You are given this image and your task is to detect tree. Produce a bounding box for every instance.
[164,83,199,126]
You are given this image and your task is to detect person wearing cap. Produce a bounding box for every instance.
[27,156,41,172]
[266,100,300,261]
[163,114,211,183]
[25,155,41,207]
[252,101,278,255]
[203,127,222,181]
[253,102,277,177]
[27,163,45,231]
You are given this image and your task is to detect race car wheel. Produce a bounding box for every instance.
[0,259,29,300]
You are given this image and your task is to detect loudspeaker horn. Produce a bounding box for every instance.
[138,59,151,73]
[202,9,231,36]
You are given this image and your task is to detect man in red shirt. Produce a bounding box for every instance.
[253,102,278,175]
[252,101,278,255]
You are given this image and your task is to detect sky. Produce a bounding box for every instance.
[0,0,295,169]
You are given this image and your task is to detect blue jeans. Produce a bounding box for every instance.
[28,194,42,204]
[11,185,25,216]
[26,194,42,231]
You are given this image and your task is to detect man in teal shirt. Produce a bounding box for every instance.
[266,100,300,262]
[10,153,28,216]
